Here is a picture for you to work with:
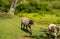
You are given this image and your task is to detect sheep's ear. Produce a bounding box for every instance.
[29,20,34,24]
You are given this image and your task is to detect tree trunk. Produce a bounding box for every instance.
[8,0,17,15]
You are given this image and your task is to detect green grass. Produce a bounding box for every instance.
[0,14,60,39]
[0,14,48,39]
[0,14,27,39]
[0,14,20,39]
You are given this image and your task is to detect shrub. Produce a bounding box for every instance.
[40,2,52,11]
[56,12,60,17]
[0,0,11,12]
[50,1,60,9]
[15,1,52,14]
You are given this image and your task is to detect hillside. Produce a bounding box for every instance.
[0,14,60,39]
[0,0,60,39]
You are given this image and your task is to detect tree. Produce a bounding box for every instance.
[8,0,17,15]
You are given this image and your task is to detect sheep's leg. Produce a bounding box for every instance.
[21,23,23,29]
[23,25,25,29]
[54,33,57,39]
[29,26,32,35]
[49,30,51,39]
[54,30,57,39]
[49,32,51,39]
[26,25,28,30]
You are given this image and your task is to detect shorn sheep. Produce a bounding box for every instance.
[21,17,34,35]
[48,24,60,39]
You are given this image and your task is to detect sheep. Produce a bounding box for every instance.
[48,24,60,39]
[21,17,34,35]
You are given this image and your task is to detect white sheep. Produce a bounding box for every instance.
[48,24,60,39]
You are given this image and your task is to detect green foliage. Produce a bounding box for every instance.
[54,10,60,17]
[15,0,52,14]
[49,9,60,17]
[1,0,60,14]
[0,0,60,16]
[1,0,60,39]
[0,0,11,12]
[39,2,52,11]
[17,13,60,24]
[15,0,60,14]
[50,1,60,9]
[38,10,47,15]
[0,13,60,39]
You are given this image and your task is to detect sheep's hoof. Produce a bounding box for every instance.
[21,28,23,30]
[30,32,32,35]
[21,28,22,29]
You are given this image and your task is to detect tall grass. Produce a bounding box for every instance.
[17,13,60,24]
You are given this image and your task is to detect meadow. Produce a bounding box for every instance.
[0,14,60,39]
[0,0,60,39]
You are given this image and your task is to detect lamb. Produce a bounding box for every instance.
[48,24,60,39]
[21,17,34,35]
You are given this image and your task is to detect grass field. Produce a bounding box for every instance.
[0,14,60,39]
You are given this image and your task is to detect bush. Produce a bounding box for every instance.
[50,1,60,9]
[38,10,48,15]
[0,0,11,12]
[15,1,52,14]
[40,2,52,11]
[56,11,60,17]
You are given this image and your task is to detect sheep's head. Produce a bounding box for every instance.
[29,20,34,25]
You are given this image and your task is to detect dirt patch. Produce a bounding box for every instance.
[19,37,35,39]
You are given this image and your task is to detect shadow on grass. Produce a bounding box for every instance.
[39,28,60,39]
[21,28,32,35]
[23,28,60,39]
[24,35,50,39]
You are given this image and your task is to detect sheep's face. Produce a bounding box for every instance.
[29,20,34,25]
